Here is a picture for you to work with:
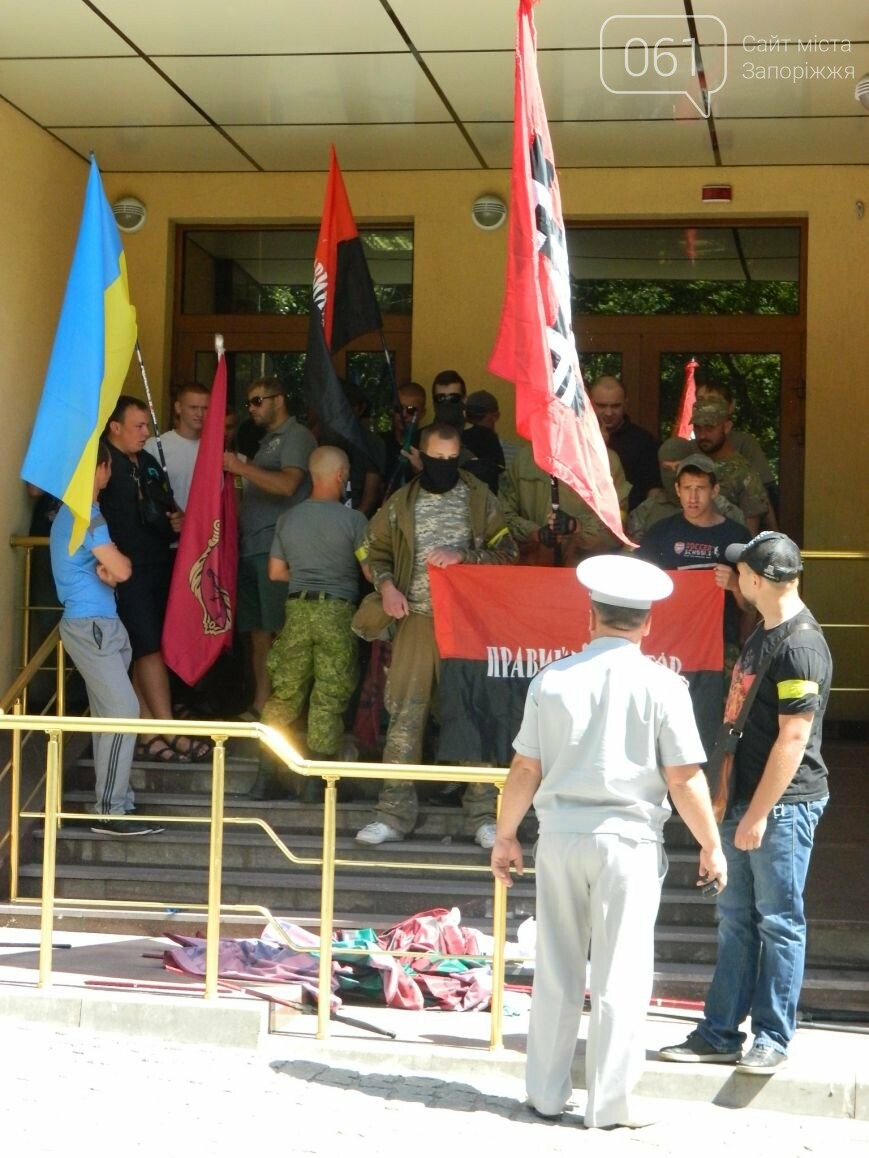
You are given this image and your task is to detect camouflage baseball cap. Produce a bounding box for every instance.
[691,397,729,426]
[675,453,718,482]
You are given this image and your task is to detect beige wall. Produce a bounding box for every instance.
[2,101,89,689]
[103,163,868,555]
[4,93,867,691]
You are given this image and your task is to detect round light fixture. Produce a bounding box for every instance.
[856,73,869,110]
[471,194,507,231]
[112,196,147,233]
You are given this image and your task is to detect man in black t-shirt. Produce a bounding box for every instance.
[638,454,750,751]
[661,532,832,1076]
[101,395,206,763]
[638,455,750,646]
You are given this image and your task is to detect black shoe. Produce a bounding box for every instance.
[249,772,281,800]
[527,1104,563,1122]
[300,778,325,803]
[90,818,164,836]
[736,1043,787,1074]
[658,1029,741,1064]
[426,782,464,806]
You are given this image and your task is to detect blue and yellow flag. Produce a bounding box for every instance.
[21,155,137,551]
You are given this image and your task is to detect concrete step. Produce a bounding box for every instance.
[17,860,537,927]
[61,790,520,839]
[648,960,869,1014]
[77,752,264,797]
[41,827,501,874]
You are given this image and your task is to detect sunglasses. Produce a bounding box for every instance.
[394,404,418,416]
[434,393,464,405]
[246,393,281,408]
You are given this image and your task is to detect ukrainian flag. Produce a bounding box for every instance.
[21,155,137,551]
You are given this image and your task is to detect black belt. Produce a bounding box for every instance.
[287,591,349,603]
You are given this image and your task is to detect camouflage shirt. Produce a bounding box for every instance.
[407,482,474,614]
[711,453,769,520]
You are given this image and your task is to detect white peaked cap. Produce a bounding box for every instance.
[576,555,674,610]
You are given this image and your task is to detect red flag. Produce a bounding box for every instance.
[430,565,723,672]
[675,357,699,440]
[488,0,628,545]
[304,146,382,463]
[313,146,382,352]
[162,353,238,685]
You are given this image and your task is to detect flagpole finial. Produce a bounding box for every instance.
[215,333,224,358]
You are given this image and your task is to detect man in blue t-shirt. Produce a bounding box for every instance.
[50,441,164,837]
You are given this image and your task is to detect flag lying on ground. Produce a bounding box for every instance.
[675,356,699,440]
[431,565,724,764]
[304,145,382,466]
[489,0,628,545]
[21,155,137,551]
[162,352,238,685]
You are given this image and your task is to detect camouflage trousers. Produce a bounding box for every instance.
[263,600,358,787]
[376,612,496,836]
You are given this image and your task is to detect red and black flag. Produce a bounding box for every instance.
[675,356,699,440]
[431,566,725,765]
[304,146,382,465]
[162,348,238,685]
[488,0,628,545]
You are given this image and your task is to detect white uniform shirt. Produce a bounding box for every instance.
[144,430,200,512]
[514,636,706,841]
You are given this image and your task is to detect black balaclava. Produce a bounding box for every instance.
[433,396,465,428]
[419,453,460,494]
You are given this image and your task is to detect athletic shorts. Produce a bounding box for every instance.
[115,560,173,660]
[237,552,288,634]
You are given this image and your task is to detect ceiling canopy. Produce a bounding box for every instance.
[1,0,866,171]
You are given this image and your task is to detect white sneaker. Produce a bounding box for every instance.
[475,822,497,849]
[355,821,404,846]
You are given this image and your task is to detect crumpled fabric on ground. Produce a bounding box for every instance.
[161,907,492,1011]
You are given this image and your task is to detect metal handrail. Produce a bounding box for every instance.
[0,710,512,1046]
[4,540,865,1044]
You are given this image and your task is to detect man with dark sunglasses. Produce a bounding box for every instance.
[381,381,427,495]
[223,377,316,717]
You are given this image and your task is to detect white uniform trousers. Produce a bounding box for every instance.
[526,831,666,1128]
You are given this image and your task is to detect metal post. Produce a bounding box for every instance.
[316,774,338,1040]
[489,784,507,1050]
[38,728,61,988]
[21,546,33,714]
[9,701,22,899]
[55,638,66,825]
[204,736,227,999]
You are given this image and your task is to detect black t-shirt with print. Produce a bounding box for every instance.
[724,607,832,803]
[638,513,749,644]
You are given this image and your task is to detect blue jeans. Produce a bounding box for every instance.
[699,797,827,1055]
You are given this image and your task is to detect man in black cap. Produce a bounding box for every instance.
[660,532,832,1075]
[462,389,506,478]
[492,554,726,1129]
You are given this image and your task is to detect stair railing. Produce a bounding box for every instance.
[0,706,513,1048]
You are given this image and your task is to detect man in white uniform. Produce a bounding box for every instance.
[491,555,727,1130]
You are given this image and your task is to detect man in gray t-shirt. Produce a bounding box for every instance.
[257,447,368,798]
[223,378,316,715]
[492,555,726,1131]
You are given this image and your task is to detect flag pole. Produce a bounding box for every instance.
[377,329,398,402]
[134,340,168,471]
